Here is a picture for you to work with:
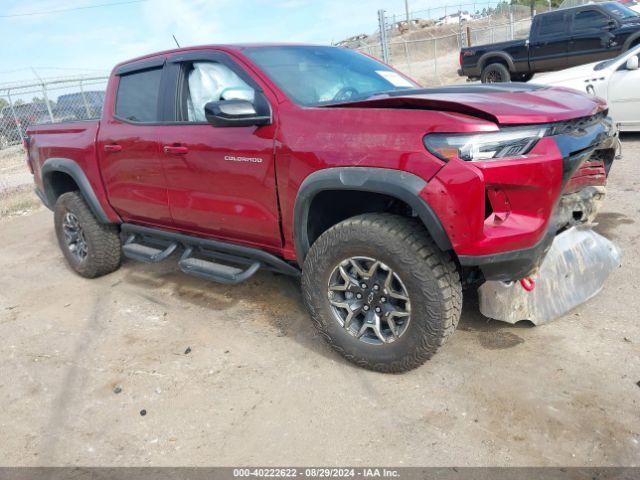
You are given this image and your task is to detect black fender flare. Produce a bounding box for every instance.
[293,167,452,264]
[479,52,515,73]
[623,33,640,51]
[41,157,112,223]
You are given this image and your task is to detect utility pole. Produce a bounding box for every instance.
[378,10,390,63]
[404,0,411,29]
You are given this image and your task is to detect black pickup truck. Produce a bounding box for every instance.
[459,1,640,82]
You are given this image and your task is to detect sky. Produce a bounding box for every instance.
[0,0,494,86]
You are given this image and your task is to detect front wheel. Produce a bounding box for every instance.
[301,214,462,373]
[481,63,511,83]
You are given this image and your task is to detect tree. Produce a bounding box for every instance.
[510,0,563,8]
[0,98,8,111]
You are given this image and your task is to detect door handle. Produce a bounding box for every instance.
[103,144,122,153]
[163,145,189,155]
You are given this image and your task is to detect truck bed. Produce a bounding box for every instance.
[25,120,117,222]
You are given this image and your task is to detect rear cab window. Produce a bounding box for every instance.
[115,67,162,122]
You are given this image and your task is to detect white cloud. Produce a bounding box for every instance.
[141,0,227,47]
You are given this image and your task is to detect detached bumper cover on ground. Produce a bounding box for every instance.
[478,226,621,325]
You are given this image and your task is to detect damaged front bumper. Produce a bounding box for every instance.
[475,115,621,324]
[478,226,621,324]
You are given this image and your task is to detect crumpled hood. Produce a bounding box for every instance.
[325,84,607,125]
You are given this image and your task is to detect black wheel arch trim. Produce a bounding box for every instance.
[41,157,113,224]
[293,167,452,264]
[623,33,640,51]
[479,52,515,72]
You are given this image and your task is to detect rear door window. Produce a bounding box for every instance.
[537,12,566,37]
[115,67,162,122]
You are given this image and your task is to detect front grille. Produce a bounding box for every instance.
[548,111,609,136]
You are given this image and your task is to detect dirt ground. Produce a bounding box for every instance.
[0,136,639,467]
[0,146,40,218]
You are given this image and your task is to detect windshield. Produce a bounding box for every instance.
[244,46,419,106]
[600,2,638,19]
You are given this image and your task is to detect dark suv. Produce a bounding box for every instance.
[54,91,105,121]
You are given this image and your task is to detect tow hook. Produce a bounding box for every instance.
[519,277,535,292]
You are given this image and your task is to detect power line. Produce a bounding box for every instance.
[0,0,149,18]
[0,67,108,74]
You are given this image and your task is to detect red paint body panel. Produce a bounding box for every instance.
[423,138,565,256]
[25,44,613,269]
[157,122,282,250]
[27,121,121,223]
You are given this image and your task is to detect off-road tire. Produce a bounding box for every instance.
[481,63,511,83]
[301,213,462,373]
[54,191,121,278]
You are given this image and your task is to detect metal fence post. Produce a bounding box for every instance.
[40,82,55,123]
[433,36,439,84]
[378,9,390,64]
[509,7,515,40]
[403,40,413,75]
[79,80,92,118]
[6,89,24,144]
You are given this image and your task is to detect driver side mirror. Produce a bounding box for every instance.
[605,19,617,30]
[204,95,271,128]
[626,55,639,71]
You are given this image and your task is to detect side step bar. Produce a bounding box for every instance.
[122,234,178,263]
[120,224,300,285]
[179,247,262,285]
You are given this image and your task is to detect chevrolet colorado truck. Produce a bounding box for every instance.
[26,45,618,372]
[459,1,640,83]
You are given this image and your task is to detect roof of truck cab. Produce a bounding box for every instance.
[112,43,331,70]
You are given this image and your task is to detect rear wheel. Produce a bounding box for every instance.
[54,191,122,278]
[481,63,511,83]
[301,214,462,373]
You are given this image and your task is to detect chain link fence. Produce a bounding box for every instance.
[342,2,547,86]
[0,76,108,150]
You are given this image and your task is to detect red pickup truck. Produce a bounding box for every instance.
[25,44,618,372]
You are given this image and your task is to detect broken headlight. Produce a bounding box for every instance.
[424,127,548,162]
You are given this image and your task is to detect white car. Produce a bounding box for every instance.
[620,0,640,14]
[534,44,640,132]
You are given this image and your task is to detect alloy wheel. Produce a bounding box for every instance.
[327,256,411,345]
[62,212,88,262]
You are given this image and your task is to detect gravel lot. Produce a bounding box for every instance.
[0,135,638,467]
